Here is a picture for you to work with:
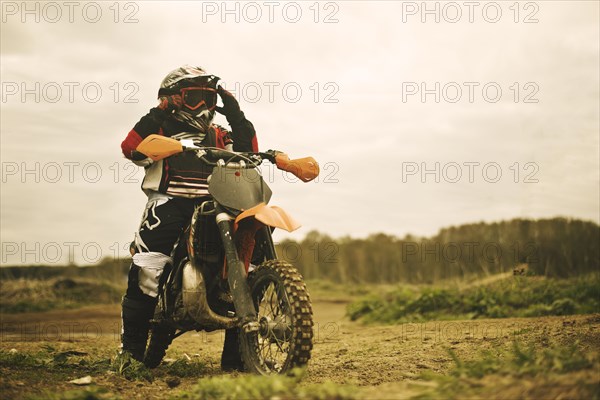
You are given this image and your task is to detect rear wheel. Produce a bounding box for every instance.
[239,259,313,374]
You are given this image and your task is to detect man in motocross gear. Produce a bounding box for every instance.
[120,65,258,370]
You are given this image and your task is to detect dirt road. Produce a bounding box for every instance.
[1,299,599,399]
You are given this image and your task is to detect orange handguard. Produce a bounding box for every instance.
[275,153,320,183]
[136,134,183,161]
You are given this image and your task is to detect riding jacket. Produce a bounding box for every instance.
[121,107,258,198]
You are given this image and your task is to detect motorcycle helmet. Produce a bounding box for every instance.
[158,65,220,132]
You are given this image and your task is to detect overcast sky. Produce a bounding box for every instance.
[1,1,598,265]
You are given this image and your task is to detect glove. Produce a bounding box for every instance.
[132,158,154,167]
[131,150,154,167]
[157,94,183,113]
[215,87,244,124]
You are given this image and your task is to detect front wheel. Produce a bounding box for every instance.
[144,320,175,369]
[239,260,313,374]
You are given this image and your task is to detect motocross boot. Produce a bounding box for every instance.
[121,295,156,361]
[221,327,245,371]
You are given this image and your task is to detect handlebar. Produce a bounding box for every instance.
[136,134,319,182]
[186,146,277,168]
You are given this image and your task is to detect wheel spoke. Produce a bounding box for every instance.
[243,261,313,374]
[255,281,291,371]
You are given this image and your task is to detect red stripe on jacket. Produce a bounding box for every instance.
[121,129,143,159]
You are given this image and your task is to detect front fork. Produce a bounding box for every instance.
[215,208,259,332]
[256,225,277,261]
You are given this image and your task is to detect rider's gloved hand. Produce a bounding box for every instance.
[132,158,154,167]
[131,150,154,167]
[215,85,256,152]
[157,94,183,113]
[215,87,244,124]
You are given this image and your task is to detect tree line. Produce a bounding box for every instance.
[275,218,600,284]
[2,218,597,285]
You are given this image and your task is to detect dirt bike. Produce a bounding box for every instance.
[133,134,319,374]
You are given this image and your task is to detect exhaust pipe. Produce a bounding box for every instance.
[181,261,239,330]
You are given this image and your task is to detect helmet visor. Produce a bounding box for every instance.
[181,87,217,110]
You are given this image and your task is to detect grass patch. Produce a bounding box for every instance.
[0,347,208,393]
[0,349,42,368]
[179,368,359,400]
[448,341,593,378]
[0,278,123,313]
[415,341,600,399]
[26,386,118,400]
[110,351,153,382]
[0,347,111,375]
[347,275,600,323]
[164,358,207,378]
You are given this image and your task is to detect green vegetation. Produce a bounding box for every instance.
[3,348,356,400]
[1,347,205,384]
[0,258,130,281]
[449,341,593,378]
[179,369,359,400]
[111,350,153,382]
[164,358,207,378]
[0,277,124,313]
[416,341,600,399]
[2,218,598,293]
[27,386,117,400]
[23,373,358,400]
[347,275,600,323]
[0,347,111,377]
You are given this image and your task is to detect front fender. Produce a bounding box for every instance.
[235,202,301,233]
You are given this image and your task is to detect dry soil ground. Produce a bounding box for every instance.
[1,298,599,399]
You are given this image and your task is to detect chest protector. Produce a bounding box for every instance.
[142,127,220,198]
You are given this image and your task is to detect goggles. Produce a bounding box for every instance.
[181,87,218,110]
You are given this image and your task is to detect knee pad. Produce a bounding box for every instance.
[132,252,172,298]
